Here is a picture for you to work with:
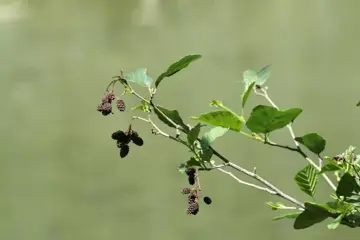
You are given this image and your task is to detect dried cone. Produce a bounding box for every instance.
[181,188,191,195]
[116,99,126,112]
[187,202,199,215]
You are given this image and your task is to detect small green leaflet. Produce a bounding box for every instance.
[200,126,229,149]
[295,133,326,155]
[191,111,241,132]
[294,164,318,197]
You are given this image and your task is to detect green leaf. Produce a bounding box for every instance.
[125,68,153,87]
[131,100,151,113]
[178,163,186,174]
[186,157,202,168]
[295,133,326,154]
[243,69,258,88]
[256,65,271,86]
[187,123,201,146]
[273,212,302,221]
[266,201,287,210]
[155,54,202,88]
[246,105,302,134]
[154,105,189,132]
[319,162,343,174]
[293,207,329,230]
[191,111,241,132]
[294,164,318,197]
[241,81,255,108]
[200,126,229,149]
[209,100,223,108]
[327,213,345,230]
[336,172,359,198]
[200,148,213,162]
[356,100,360,107]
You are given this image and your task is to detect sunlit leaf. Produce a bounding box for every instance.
[294,164,318,197]
[125,68,153,87]
[246,105,302,134]
[191,111,241,132]
[155,54,202,88]
[200,126,229,149]
[241,81,255,108]
[273,212,302,221]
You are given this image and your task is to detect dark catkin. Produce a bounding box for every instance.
[188,176,195,185]
[120,144,130,158]
[116,99,126,112]
[111,130,126,141]
[131,131,144,146]
[187,202,199,215]
[203,196,212,205]
[105,91,115,102]
[181,188,191,195]
[185,168,196,177]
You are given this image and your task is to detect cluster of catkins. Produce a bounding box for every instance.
[111,125,144,158]
[182,167,212,215]
[97,90,126,116]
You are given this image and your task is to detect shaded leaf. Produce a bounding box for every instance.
[327,213,345,230]
[178,163,186,174]
[246,105,302,134]
[191,111,241,132]
[200,148,213,162]
[336,172,359,198]
[273,212,302,221]
[256,65,271,86]
[132,100,151,113]
[125,68,153,87]
[294,164,318,197]
[242,81,255,108]
[155,54,202,88]
[154,106,189,132]
[357,100,360,107]
[187,123,201,146]
[295,133,326,155]
[319,162,343,174]
[200,126,229,149]
[186,157,202,168]
[293,208,329,230]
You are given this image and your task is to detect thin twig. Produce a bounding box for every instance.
[256,88,337,191]
[215,167,278,195]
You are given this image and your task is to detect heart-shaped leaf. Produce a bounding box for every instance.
[200,126,229,149]
[295,133,326,154]
[125,68,153,87]
[191,111,241,132]
[155,54,202,88]
[246,105,302,134]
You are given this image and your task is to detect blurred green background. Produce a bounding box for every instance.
[1,0,360,239]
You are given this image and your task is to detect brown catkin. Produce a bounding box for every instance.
[116,99,126,112]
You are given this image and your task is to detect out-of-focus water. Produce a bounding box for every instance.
[1,0,360,239]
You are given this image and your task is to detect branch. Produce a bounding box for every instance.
[132,106,305,209]
[255,87,337,191]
